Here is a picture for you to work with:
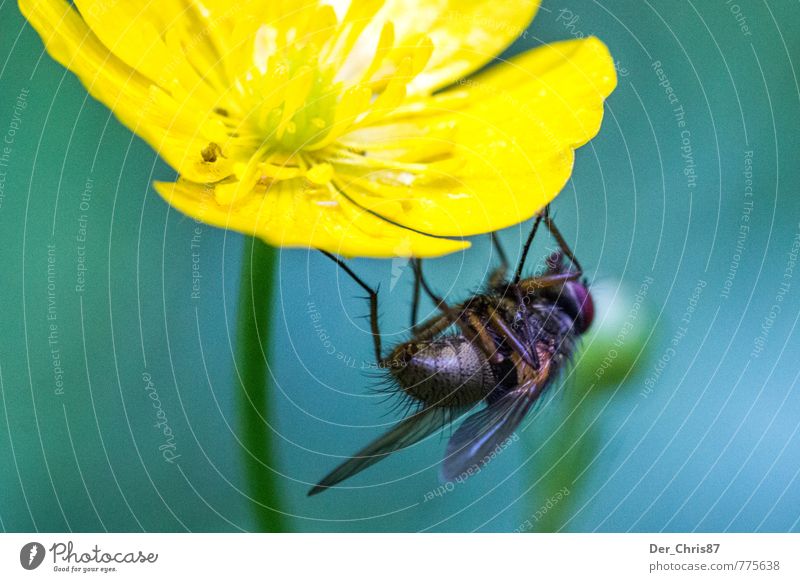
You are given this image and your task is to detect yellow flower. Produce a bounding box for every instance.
[21,0,616,257]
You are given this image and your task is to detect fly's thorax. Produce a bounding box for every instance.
[387,336,496,407]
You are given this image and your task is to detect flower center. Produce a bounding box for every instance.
[252,44,339,153]
[205,10,445,206]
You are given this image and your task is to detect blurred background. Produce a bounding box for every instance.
[1,0,799,532]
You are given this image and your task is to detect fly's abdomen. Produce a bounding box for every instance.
[388,336,496,407]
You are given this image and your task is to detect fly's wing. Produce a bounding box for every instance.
[441,380,544,482]
[308,406,465,496]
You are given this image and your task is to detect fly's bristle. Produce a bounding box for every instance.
[365,370,424,419]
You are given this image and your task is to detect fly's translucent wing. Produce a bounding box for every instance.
[308,406,466,496]
[440,380,545,482]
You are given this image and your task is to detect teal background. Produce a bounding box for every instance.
[1,1,799,532]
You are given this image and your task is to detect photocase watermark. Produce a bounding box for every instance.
[594,275,654,380]
[20,539,158,574]
[75,176,93,294]
[641,279,706,398]
[556,8,629,77]
[515,486,571,532]
[422,433,519,502]
[85,0,121,21]
[20,542,46,570]
[751,223,800,359]
[47,243,65,396]
[720,150,754,299]
[142,372,180,464]
[443,9,530,43]
[20,539,159,574]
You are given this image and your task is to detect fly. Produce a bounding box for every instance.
[308,206,594,495]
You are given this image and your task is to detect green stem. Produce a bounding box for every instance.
[531,389,597,532]
[236,235,286,532]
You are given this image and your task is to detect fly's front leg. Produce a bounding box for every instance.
[543,209,583,277]
[486,311,539,370]
[410,258,422,331]
[513,212,545,284]
[517,271,581,295]
[321,251,384,365]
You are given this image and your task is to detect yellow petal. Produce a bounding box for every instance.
[72,0,174,83]
[19,0,227,183]
[336,37,617,237]
[465,36,617,149]
[341,0,540,94]
[154,180,469,258]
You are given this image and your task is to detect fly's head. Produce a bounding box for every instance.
[545,252,594,334]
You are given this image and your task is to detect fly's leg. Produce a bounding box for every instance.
[513,206,584,294]
[513,211,545,284]
[410,258,422,330]
[543,210,583,276]
[511,207,586,357]
[409,312,455,342]
[517,271,581,295]
[512,204,584,282]
[490,232,511,271]
[411,258,450,316]
[486,311,539,370]
[489,233,510,288]
[321,251,383,365]
[465,312,506,365]
[412,261,504,365]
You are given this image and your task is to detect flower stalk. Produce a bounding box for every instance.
[236,235,285,532]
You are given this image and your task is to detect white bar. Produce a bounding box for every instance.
[1,534,797,581]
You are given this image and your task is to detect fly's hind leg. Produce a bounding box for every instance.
[412,262,504,365]
[321,251,384,366]
[489,233,510,288]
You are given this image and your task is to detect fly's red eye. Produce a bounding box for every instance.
[566,281,593,333]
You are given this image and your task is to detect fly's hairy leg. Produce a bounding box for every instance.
[489,233,510,288]
[486,310,540,370]
[321,251,384,365]
[543,209,583,276]
[413,260,504,365]
[513,212,545,284]
[410,258,422,331]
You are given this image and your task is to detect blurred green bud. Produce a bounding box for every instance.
[574,277,654,387]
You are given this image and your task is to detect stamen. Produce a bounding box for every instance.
[324,0,386,67]
[276,65,314,138]
[355,56,413,128]
[306,162,334,185]
[360,21,395,83]
[306,84,371,150]
[214,142,270,205]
